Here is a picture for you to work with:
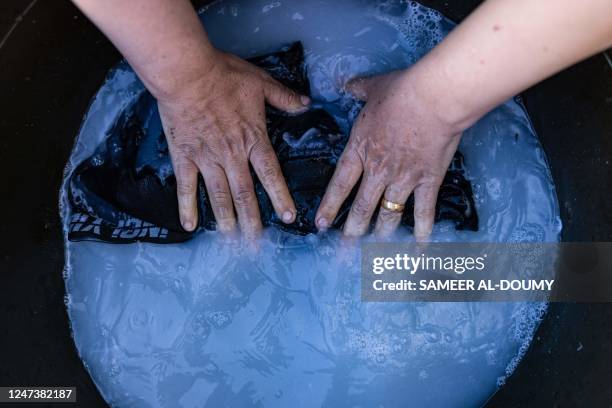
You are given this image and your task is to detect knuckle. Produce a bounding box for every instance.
[245,127,265,149]
[397,171,418,187]
[216,131,246,161]
[385,186,407,201]
[234,187,255,208]
[250,139,271,158]
[351,196,372,217]
[338,150,359,168]
[223,141,244,161]
[379,208,400,223]
[174,160,194,175]
[211,190,231,208]
[177,181,196,196]
[224,152,245,166]
[330,176,352,193]
[175,142,202,161]
[260,161,282,186]
[272,85,295,104]
[365,157,391,181]
[283,90,298,105]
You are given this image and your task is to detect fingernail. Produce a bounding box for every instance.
[183,220,194,231]
[282,210,294,223]
[317,217,329,230]
[300,95,311,106]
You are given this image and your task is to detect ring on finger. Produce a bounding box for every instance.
[380,197,405,213]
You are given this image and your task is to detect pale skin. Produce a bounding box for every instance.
[72,0,612,240]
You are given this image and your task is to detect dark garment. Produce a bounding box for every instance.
[68,42,478,244]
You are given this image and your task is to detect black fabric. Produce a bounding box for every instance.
[68,42,478,243]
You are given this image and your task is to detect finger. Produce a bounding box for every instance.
[263,79,310,114]
[345,76,376,101]
[225,158,263,237]
[343,174,386,237]
[172,157,199,231]
[315,147,363,230]
[374,178,417,237]
[413,180,442,242]
[198,162,236,233]
[249,133,296,224]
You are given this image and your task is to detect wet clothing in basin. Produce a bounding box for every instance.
[67,42,478,243]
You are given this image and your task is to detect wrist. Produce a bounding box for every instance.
[140,41,220,104]
[402,57,482,135]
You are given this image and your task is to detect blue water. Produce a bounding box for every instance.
[61,1,561,407]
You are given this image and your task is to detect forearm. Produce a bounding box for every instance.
[409,0,612,131]
[71,0,215,100]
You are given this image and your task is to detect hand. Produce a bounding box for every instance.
[315,70,462,241]
[157,50,310,237]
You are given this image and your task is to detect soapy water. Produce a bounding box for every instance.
[61,0,562,407]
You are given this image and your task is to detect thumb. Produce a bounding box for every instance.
[345,76,377,101]
[264,80,310,113]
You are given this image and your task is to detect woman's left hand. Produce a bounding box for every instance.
[315,70,463,240]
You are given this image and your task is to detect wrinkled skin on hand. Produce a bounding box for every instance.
[315,71,462,241]
[157,50,310,237]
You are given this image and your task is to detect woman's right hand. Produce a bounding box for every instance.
[71,0,311,238]
[157,50,310,237]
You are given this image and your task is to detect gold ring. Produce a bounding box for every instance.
[381,198,405,213]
